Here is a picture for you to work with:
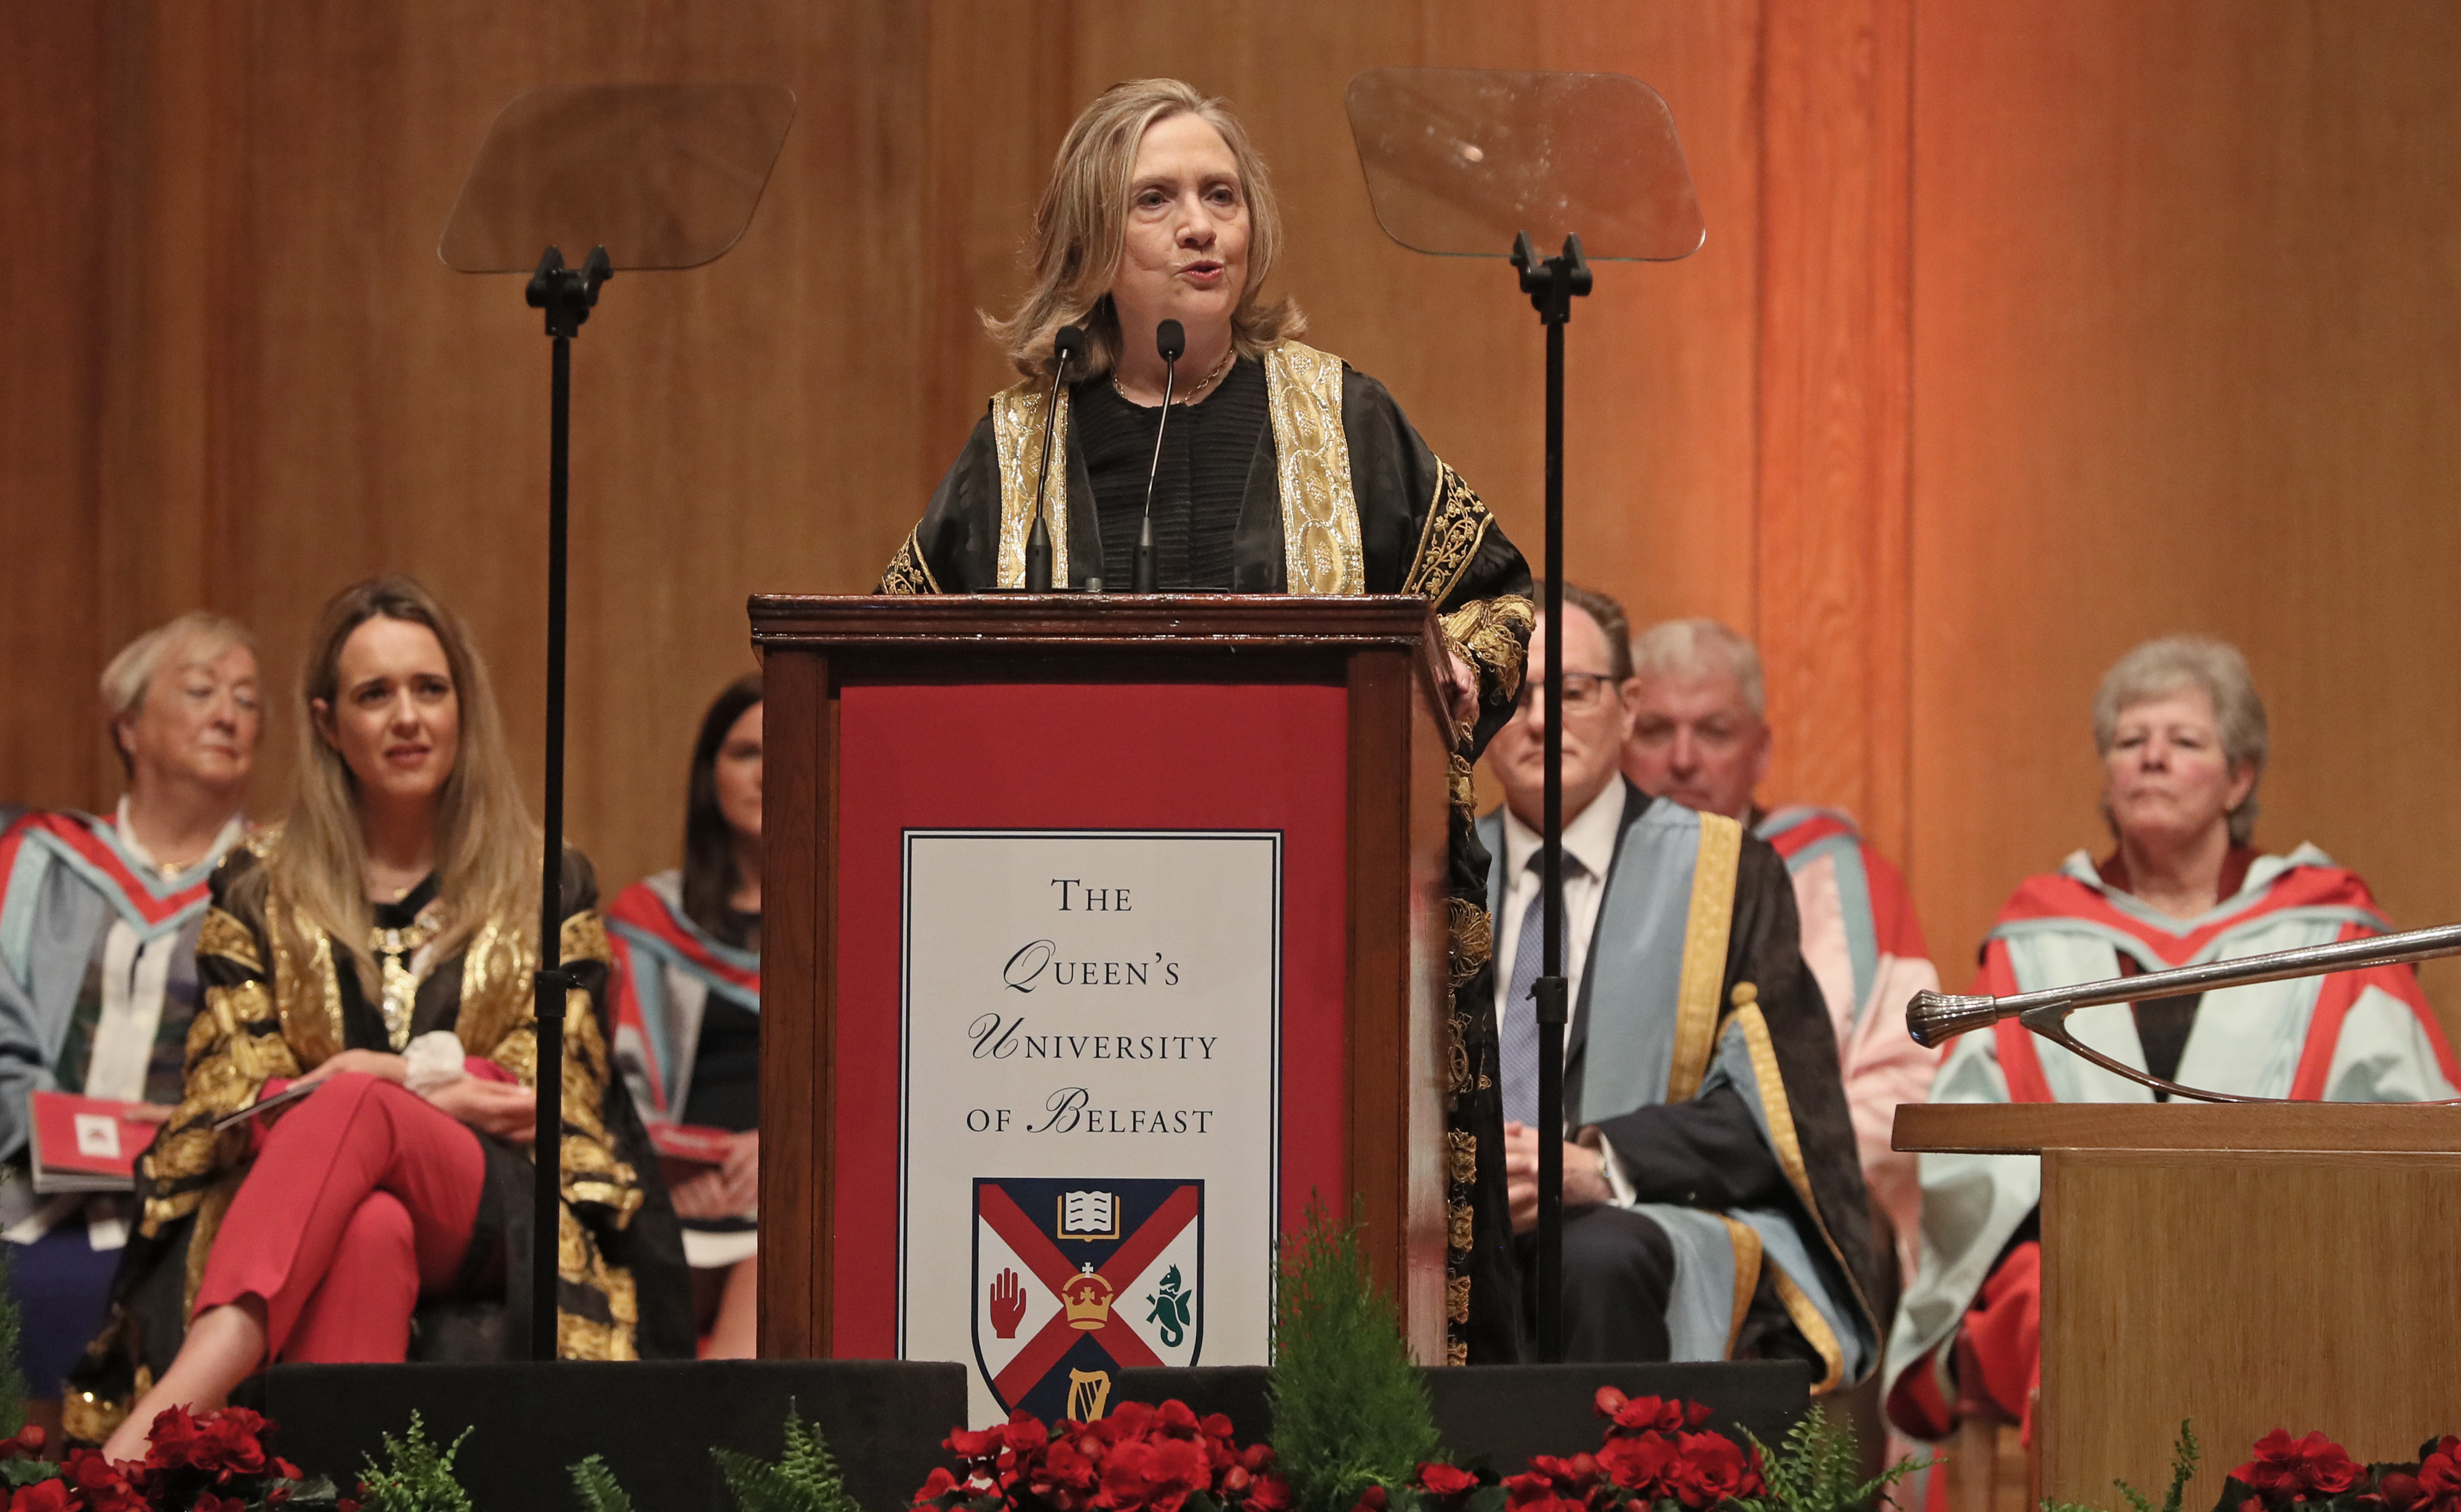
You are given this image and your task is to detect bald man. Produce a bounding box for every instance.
[1621,619,1938,1277]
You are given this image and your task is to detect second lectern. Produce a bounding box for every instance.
[751,594,1456,1422]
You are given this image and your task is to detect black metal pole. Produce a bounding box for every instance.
[1535,304,1566,1363]
[532,327,572,1363]
[524,245,607,1363]
[1514,232,1590,1365]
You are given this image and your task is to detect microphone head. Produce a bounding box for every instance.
[1155,319,1186,364]
[1053,324,1087,372]
[1904,990,2005,1048]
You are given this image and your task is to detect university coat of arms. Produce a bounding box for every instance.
[972,1177,1203,1419]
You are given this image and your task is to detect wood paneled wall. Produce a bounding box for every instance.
[5,1,2459,1035]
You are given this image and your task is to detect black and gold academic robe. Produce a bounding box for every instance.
[1478,785,1886,1389]
[880,339,1537,1363]
[65,837,691,1441]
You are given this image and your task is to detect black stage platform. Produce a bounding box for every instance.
[246,1358,1811,1510]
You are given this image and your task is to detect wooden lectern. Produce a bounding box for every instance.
[1896,1102,2461,1508]
[748,594,1456,1379]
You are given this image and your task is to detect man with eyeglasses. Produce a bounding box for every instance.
[1476,584,1880,1387]
[1621,620,1939,1286]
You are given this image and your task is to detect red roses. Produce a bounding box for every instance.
[1406,1389,1761,1512]
[0,1407,307,1512]
[2232,1431,2461,1512]
[2240,1432,2367,1506]
[912,1399,1293,1512]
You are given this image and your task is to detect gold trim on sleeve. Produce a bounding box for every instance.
[1403,460,1496,607]
[1665,811,1742,1102]
[258,900,346,1070]
[1770,1267,1846,1395]
[1264,342,1362,594]
[991,383,1072,589]
[1439,594,1534,736]
[1718,1216,1765,1359]
[1728,1001,1879,1393]
[196,907,261,973]
[877,528,941,595]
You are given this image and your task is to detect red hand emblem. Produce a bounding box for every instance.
[989,1267,1026,1339]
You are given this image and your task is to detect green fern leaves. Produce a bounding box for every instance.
[357,1411,476,1512]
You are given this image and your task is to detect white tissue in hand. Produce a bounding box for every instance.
[404,1030,469,1095]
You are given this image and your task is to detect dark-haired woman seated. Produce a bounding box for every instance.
[75,577,688,1458]
[609,674,764,1358]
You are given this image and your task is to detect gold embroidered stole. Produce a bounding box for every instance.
[1664,810,1744,1102]
[987,341,1365,593]
[989,383,1072,589]
[1262,341,1363,593]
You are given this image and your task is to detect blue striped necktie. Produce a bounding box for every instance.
[1501,848,1582,1129]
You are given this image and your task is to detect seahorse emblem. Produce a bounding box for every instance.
[1143,1264,1196,1349]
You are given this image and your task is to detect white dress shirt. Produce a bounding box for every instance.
[1490,779,1629,1037]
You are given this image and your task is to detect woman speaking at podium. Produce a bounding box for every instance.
[879,79,1537,1363]
[877,79,1531,702]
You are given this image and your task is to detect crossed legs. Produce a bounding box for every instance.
[102,1073,485,1460]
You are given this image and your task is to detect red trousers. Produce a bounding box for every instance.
[194,1072,486,1363]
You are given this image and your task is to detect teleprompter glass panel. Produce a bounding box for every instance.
[1344,68,1702,262]
[439,82,796,273]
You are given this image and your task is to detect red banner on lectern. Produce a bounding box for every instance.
[831,680,1349,1418]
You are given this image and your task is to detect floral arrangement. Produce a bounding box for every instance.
[909,1390,1808,1512]
[0,1410,333,1512]
[1386,1390,1765,1512]
[911,1399,1295,1512]
[2220,1431,2461,1512]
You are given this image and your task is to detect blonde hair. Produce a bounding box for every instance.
[1630,618,1766,719]
[241,577,538,993]
[988,79,1304,382]
[101,611,257,776]
[2092,634,2268,846]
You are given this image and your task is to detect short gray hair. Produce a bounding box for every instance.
[100,613,257,770]
[2092,634,2267,845]
[1630,618,1765,718]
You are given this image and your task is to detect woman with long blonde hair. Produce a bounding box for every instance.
[876,80,1538,1364]
[76,577,688,1457]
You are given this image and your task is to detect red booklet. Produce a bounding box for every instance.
[28,1091,167,1193]
[646,1122,737,1166]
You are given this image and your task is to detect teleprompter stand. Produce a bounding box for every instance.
[439,81,795,1359]
[1347,66,1703,1361]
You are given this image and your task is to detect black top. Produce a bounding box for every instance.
[687,1000,760,1133]
[329,874,444,1049]
[682,905,762,1132]
[1071,356,1269,590]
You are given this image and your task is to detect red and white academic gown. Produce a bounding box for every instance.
[1754,807,1940,1278]
[1882,843,2460,1444]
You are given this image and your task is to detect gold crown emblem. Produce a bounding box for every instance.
[1062,1267,1115,1329]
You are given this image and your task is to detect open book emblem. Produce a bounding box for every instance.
[1058,1190,1117,1241]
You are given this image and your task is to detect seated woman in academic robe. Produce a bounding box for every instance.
[609,674,764,1358]
[882,78,1538,1363]
[73,576,689,1458]
[1,611,261,1430]
[1883,635,2460,1452]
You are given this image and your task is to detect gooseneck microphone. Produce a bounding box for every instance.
[1024,324,1086,591]
[1133,319,1185,593]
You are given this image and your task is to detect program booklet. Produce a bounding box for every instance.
[27,1091,165,1193]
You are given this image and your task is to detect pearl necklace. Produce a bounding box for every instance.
[1112,343,1236,407]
